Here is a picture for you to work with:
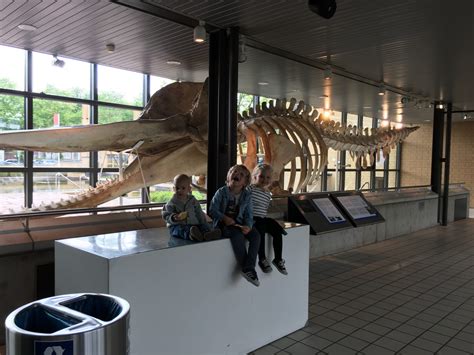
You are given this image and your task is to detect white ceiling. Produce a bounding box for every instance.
[2,0,473,124]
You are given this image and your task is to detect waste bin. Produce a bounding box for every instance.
[5,293,130,355]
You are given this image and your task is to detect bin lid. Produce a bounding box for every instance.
[5,293,129,336]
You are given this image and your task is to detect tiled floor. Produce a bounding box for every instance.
[251,219,474,355]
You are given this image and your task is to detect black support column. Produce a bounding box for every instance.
[24,50,33,208]
[430,102,445,222]
[441,103,452,226]
[207,27,239,210]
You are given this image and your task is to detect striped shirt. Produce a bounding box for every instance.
[248,185,271,218]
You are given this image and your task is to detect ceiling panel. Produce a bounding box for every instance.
[1,0,473,124]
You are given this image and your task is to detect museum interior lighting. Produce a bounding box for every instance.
[378,83,386,96]
[324,65,332,80]
[52,55,65,68]
[193,20,206,43]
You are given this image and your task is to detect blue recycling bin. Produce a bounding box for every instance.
[5,293,129,355]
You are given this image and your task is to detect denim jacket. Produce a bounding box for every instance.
[209,186,254,229]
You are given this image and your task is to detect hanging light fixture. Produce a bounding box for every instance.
[378,83,386,96]
[324,65,332,80]
[52,55,65,68]
[193,20,206,43]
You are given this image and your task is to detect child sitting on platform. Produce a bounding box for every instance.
[249,164,288,275]
[209,165,261,287]
[163,174,221,242]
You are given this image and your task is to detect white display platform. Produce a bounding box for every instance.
[55,223,309,355]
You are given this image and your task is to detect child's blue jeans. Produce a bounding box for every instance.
[169,224,211,240]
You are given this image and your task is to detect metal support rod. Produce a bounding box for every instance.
[431,101,445,222]
[441,103,452,226]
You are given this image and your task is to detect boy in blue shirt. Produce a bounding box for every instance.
[163,174,221,241]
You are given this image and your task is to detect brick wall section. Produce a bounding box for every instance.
[401,122,474,207]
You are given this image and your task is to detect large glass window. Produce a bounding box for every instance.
[32,53,90,99]
[98,65,143,106]
[33,172,91,207]
[237,93,254,114]
[0,45,152,212]
[0,94,25,167]
[0,173,24,213]
[150,75,175,95]
[0,46,25,91]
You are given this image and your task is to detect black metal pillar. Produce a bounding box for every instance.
[24,50,33,208]
[207,27,239,210]
[90,63,99,188]
[441,103,452,226]
[370,117,378,190]
[431,101,444,222]
[339,112,347,191]
[142,74,151,203]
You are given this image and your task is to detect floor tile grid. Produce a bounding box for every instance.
[307,254,474,352]
[251,220,474,354]
[308,231,474,354]
[310,237,473,307]
[312,232,471,287]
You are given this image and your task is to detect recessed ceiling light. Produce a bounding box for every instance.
[18,24,37,31]
[319,94,328,98]
[166,60,181,65]
[258,81,269,86]
[424,119,431,122]
[363,106,372,109]
[105,43,115,53]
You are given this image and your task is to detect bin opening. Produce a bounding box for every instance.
[61,294,122,322]
[14,304,82,334]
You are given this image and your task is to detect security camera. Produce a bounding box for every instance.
[401,96,410,105]
[308,0,337,19]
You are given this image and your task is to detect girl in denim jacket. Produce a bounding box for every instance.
[209,165,261,287]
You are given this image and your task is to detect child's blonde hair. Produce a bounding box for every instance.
[252,163,272,178]
[173,174,191,186]
[226,164,251,186]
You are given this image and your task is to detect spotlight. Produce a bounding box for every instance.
[193,20,206,43]
[308,0,337,19]
[464,114,468,120]
[52,55,65,68]
[378,83,386,96]
[238,37,247,63]
[324,65,332,80]
[105,43,115,53]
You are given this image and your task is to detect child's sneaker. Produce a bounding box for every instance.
[272,259,288,275]
[258,259,273,273]
[190,226,204,241]
[241,269,260,287]
[203,229,221,241]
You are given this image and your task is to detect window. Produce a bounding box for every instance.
[33,172,90,207]
[98,65,143,106]
[0,45,152,212]
[32,53,90,99]
[150,75,175,96]
[0,173,24,213]
[237,93,254,114]
[0,94,25,167]
[0,46,25,91]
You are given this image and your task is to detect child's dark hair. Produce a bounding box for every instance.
[226,164,251,186]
